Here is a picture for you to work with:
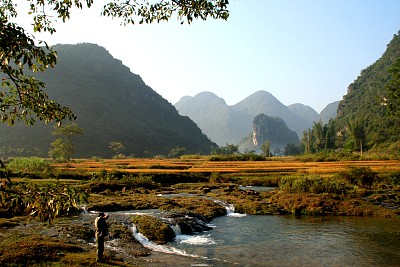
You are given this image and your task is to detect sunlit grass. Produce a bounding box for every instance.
[52,158,400,177]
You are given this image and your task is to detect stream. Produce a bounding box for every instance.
[80,204,400,267]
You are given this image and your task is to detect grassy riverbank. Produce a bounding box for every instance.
[0,157,399,266]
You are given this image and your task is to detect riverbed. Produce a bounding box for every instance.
[83,209,400,267]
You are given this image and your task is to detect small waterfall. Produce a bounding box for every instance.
[225,203,235,215]
[170,224,182,236]
[131,224,205,259]
[80,205,89,214]
[214,200,247,218]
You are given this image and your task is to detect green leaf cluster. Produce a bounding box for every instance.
[0,1,78,125]
[0,182,88,224]
[103,0,229,25]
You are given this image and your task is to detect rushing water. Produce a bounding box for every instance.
[80,206,400,267]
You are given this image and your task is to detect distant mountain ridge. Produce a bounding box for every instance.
[175,90,338,146]
[287,103,319,123]
[320,101,339,123]
[0,43,216,157]
[174,92,252,145]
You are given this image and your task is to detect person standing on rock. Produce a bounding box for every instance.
[94,212,109,262]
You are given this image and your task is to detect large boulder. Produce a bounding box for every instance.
[163,211,213,234]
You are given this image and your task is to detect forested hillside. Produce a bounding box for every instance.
[336,31,400,151]
[0,44,216,158]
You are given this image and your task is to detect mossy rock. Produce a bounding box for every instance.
[131,215,175,244]
[87,193,172,212]
[109,223,137,242]
[162,196,226,221]
[235,201,283,215]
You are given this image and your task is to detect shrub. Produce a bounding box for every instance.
[298,150,358,162]
[7,157,52,174]
[121,174,159,189]
[279,175,350,194]
[338,166,378,189]
[0,182,88,223]
[209,172,230,183]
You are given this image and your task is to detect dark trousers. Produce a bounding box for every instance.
[96,236,105,261]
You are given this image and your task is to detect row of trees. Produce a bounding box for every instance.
[280,117,372,156]
[286,119,367,156]
[241,116,367,157]
[301,119,337,154]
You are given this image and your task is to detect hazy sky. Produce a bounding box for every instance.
[18,0,400,112]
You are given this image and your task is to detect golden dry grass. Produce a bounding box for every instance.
[52,158,400,176]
